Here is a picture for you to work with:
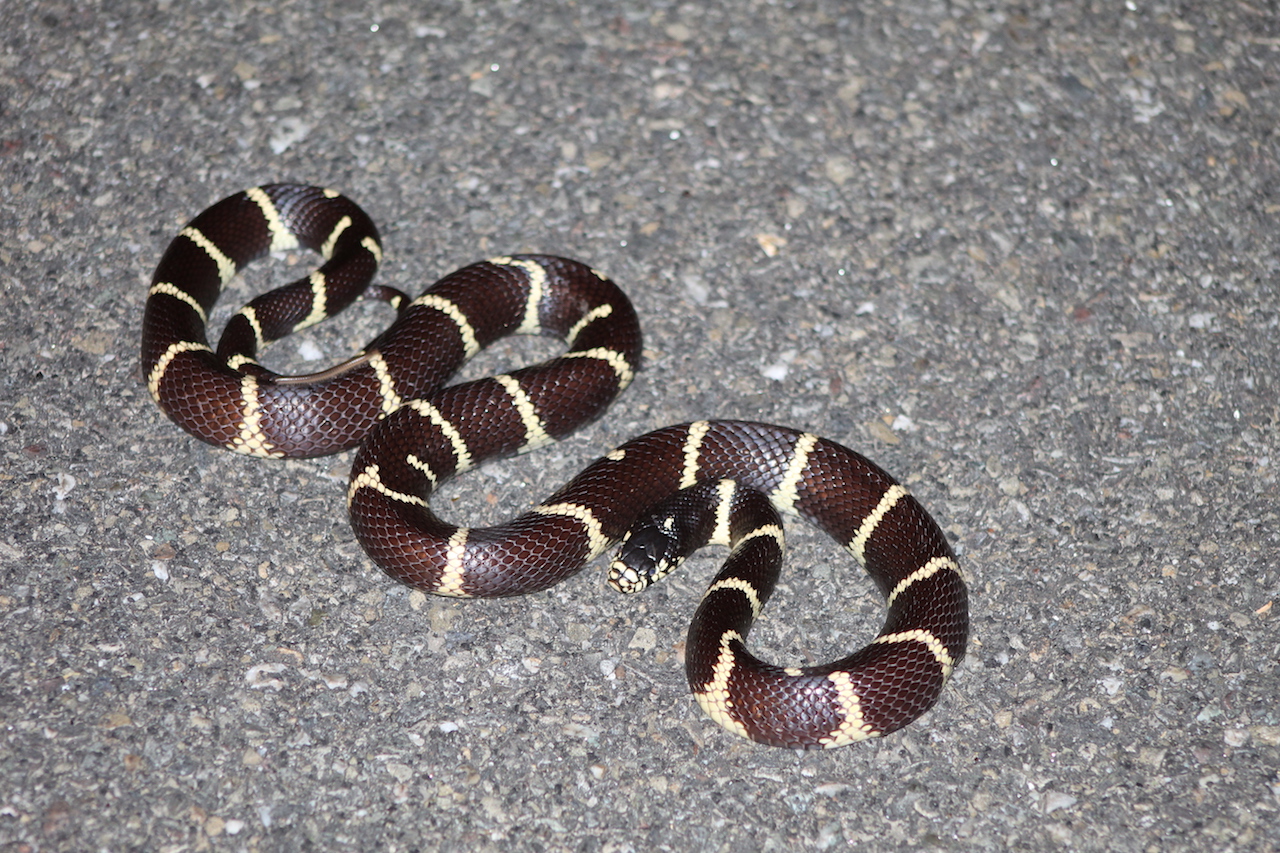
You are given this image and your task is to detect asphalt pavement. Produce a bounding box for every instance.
[2,1,1277,851]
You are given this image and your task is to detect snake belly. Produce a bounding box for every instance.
[143,184,969,749]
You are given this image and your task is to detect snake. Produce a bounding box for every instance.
[141,183,968,749]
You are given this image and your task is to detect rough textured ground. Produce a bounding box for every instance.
[2,1,1278,851]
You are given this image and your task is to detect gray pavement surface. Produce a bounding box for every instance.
[2,1,1278,851]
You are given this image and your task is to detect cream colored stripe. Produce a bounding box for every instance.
[709,479,736,546]
[319,214,352,260]
[848,484,908,565]
[346,463,428,507]
[560,348,634,387]
[736,523,785,551]
[493,374,553,451]
[434,528,472,598]
[691,631,751,740]
[148,281,207,324]
[411,294,480,358]
[225,354,260,371]
[244,187,300,252]
[361,235,383,264]
[533,502,611,558]
[702,577,764,619]
[565,302,614,347]
[235,305,266,349]
[405,453,439,489]
[179,226,238,284]
[680,421,711,489]
[292,271,328,332]
[873,629,956,676]
[227,374,280,457]
[819,671,876,747]
[147,341,213,402]
[489,256,547,334]
[768,432,818,514]
[886,556,961,609]
[368,352,401,414]
[405,399,472,472]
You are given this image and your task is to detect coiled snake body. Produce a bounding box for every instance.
[142,184,968,749]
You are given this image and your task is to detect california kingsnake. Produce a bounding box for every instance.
[142,184,968,749]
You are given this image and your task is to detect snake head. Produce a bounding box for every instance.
[608,515,684,594]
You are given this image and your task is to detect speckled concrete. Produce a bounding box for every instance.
[2,1,1277,851]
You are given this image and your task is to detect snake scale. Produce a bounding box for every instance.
[141,184,968,748]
